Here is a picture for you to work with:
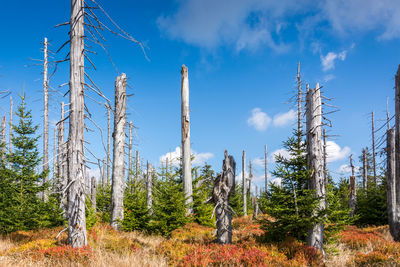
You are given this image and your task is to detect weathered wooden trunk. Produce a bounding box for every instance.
[349,176,356,217]
[242,150,247,216]
[181,65,193,212]
[107,106,111,184]
[43,37,49,201]
[136,150,140,180]
[67,0,87,248]
[128,122,133,183]
[91,176,96,211]
[362,149,367,190]
[146,161,153,215]
[386,128,400,240]
[213,150,236,244]
[110,73,127,230]
[306,83,325,252]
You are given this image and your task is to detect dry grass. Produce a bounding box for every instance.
[0,220,399,266]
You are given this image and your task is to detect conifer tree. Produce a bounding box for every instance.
[192,164,215,226]
[96,183,112,223]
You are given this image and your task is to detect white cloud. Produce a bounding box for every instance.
[326,141,351,163]
[338,164,360,174]
[323,74,336,82]
[86,168,101,180]
[252,157,265,167]
[247,108,271,131]
[271,177,282,187]
[273,109,296,127]
[159,146,214,166]
[321,50,347,71]
[270,148,292,162]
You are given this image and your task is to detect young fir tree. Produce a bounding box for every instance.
[229,183,253,217]
[96,183,112,223]
[0,92,62,232]
[192,164,215,226]
[260,133,322,242]
[149,166,189,236]
[122,177,150,231]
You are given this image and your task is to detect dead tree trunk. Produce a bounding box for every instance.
[1,116,5,162]
[181,65,193,212]
[67,0,87,248]
[43,37,49,201]
[387,128,400,239]
[323,129,328,185]
[146,161,153,215]
[54,126,58,185]
[395,65,400,211]
[297,62,302,144]
[107,105,111,184]
[91,176,96,211]
[306,83,325,252]
[212,150,236,244]
[253,185,259,219]
[57,102,65,185]
[264,144,268,193]
[248,160,253,203]
[9,96,13,154]
[135,150,140,180]
[372,111,377,184]
[128,121,133,183]
[110,73,127,230]
[362,148,368,190]
[242,150,247,216]
[102,157,106,186]
[349,154,356,217]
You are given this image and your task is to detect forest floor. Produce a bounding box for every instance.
[0,216,398,266]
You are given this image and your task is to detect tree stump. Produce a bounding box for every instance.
[213,150,236,244]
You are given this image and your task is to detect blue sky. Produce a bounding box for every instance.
[0,0,399,191]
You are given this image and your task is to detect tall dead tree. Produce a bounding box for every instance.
[9,96,13,154]
[110,73,127,230]
[242,150,247,216]
[1,116,5,162]
[57,102,65,187]
[372,111,377,184]
[102,157,106,186]
[248,160,253,197]
[181,65,193,212]
[386,128,400,239]
[253,185,259,219]
[297,62,302,144]
[146,161,153,215]
[135,150,140,180]
[42,37,49,201]
[212,150,236,244]
[91,176,96,210]
[396,65,400,213]
[264,144,268,193]
[362,148,368,190]
[66,0,87,247]
[349,154,356,217]
[107,105,111,184]
[128,121,133,182]
[306,83,325,252]
[323,129,328,184]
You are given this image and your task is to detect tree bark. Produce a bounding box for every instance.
[306,83,325,252]
[181,65,193,212]
[91,176,96,211]
[213,150,235,244]
[297,62,302,145]
[110,73,127,230]
[67,0,87,248]
[9,96,13,154]
[107,105,111,185]
[135,150,140,180]
[242,150,247,216]
[128,121,133,183]
[395,65,400,207]
[349,154,356,217]
[146,161,153,215]
[372,111,377,184]
[362,148,368,190]
[43,37,49,201]
[387,128,400,240]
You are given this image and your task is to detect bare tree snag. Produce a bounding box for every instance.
[387,128,400,240]
[242,150,247,216]
[128,121,133,183]
[181,65,193,212]
[306,83,325,252]
[57,102,65,185]
[67,0,87,248]
[135,150,140,180]
[107,105,111,184]
[9,96,13,154]
[323,129,328,185]
[349,154,356,217]
[146,161,153,215]
[297,62,302,145]
[212,150,236,244]
[1,116,5,162]
[372,111,377,184]
[395,65,400,209]
[43,37,49,201]
[248,160,253,199]
[91,176,96,211]
[253,185,259,219]
[102,157,106,186]
[110,73,127,230]
[362,148,368,190]
[264,144,268,193]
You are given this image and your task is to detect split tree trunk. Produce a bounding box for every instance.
[306,83,325,252]
[181,65,193,212]
[67,0,87,247]
[213,150,236,244]
[43,37,49,201]
[242,150,247,216]
[110,73,127,230]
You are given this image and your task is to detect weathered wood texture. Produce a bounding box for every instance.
[43,38,49,193]
[395,65,400,209]
[107,105,111,184]
[67,0,87,248]
[264,145,268,192]
[9,96,13,154]
[181,65,193,212]
[349,155,356,217]
[110,73,127,230]
[387,128,400,240]
[91,176,96,211]
[362,149,367,190]
[372,111,377,184]
[297,62,302,144]
[213,150,236,244]
[128,122,133,182]
[242,150,247,216]
[135,150,140,180]
[306,83,325,252]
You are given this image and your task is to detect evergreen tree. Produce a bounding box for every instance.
[149,168,189,236]
[96,182,111,223]
[192,164,215,226]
